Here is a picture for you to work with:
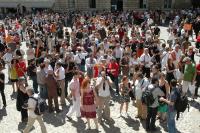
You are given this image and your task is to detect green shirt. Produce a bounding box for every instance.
[183,63,196,82]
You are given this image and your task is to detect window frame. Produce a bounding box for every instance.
[89,0,96,9]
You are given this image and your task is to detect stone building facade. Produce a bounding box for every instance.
[0,0,192,13]
[54,0,192,11]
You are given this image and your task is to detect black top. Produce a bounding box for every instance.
[27,64,37,77]
[0,72,5,90]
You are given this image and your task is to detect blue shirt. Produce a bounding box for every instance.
[168,87,178,112]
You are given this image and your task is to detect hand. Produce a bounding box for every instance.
[159,97,165,102]
[191,80,196,85]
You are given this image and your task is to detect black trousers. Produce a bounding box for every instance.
[0,88,6,106]
[146,107,158,130]
[21,108,28,121]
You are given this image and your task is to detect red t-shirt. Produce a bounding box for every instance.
[196,63,200,75]
[16,61,27,77]
[197,35,200,43]
[108,62,119,77]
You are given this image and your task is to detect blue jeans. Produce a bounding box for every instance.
[39,84,48,99]
[30,76,38,93]
[167,111,177,133]
[113,76,119,94]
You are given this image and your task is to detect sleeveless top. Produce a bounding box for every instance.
[167,63,175,74]
[159,83,166,98]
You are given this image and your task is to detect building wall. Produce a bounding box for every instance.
[54,0,68,11]
[174,0,191,9]
[0,0,194,11]
[76,0,89,10]
[123,0,139,10]
[96,0,111,10]
[148,0,162,10]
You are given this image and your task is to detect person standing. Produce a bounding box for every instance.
[182,57,196,98]
[66,72,81,120]
[45,70,61,113]
[134,72,149,120]
[23,88,47,133]
[0,62,6,108]
[140,48,151,79]
[26,44,35,65]
[16,77,29,123]
[74,47,88,72]
[10,59,18,93]
[80,77,98,130]
[158,73,170,122]
[96,70,113,124]
[119,76,131,115]
[114,44,123,64]
[85,53,97,79]
[146,78,164,131]
[120,53,130,76]
[36,63,48,99]
[54,62,66,105]
[2,48,13,82]
[159,79,179,133]
[107,58,120,95]
[27,60,38,93]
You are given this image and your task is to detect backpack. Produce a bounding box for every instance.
[30,97,46,115]
[141,85,155,106]
[174,90,189,120]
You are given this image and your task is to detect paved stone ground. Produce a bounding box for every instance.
[0,27,200,133]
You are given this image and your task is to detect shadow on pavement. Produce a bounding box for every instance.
[18,122,36,133]
[42,105,69,127]
[70,117,86,132]
[189,100,200,111]
[0,108,7,121]
[121,115,140,131]
[101,121,121,133]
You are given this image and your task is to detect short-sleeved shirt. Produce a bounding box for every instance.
[183,63,196,82]
[168,87,178,112]
[135,78,149,100]
[69,78,80,98]
[148,84,165,108]
[96,76,111,97]
[28,95,37,118]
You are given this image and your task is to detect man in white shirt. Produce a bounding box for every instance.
[140,48,152,78]
[23,88,47,133]
[3,48,13,64]
[114,44,123,64]
[3,48,13,82]
[74,47,88,72]
[54,62,66,105]
[96,70,113,124]
[134,72,149,119]
[85,54,97,78]
[26,44,35,64]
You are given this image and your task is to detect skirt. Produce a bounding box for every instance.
[158,103,168,113]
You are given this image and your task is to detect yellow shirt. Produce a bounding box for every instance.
[10,67,18,79]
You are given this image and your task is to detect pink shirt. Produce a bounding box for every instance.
[69,78,80,98]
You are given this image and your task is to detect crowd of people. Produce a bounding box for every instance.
[0,9,200,133]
